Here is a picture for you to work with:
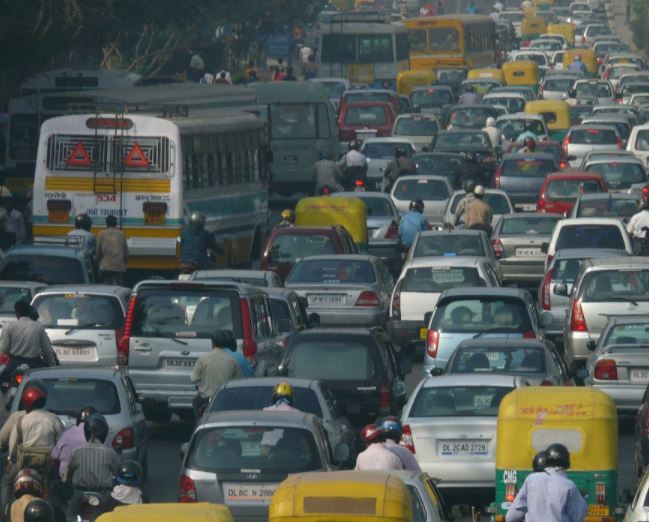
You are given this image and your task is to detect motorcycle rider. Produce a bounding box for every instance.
[355,424,403,471]
[464,185,493,236]
[521,137,537,153]
[516,123,539,143]
[313,150,344,195]
[263,382,298,412]
[4,469,45,522]
[276,209,295,228]
[337,140,367,190]
[107,461,145,509]
[384,145,416,192]
[398,200,429,251]
[568,54,588,75]
[379,417,421,471]
[179,212,220,271]
[453,180,477,226]
[627,198,649,254]
[66,214,95,254]
[532,450,548,473]
[482,117,502,149]
[458,84,481,105]
[66,414,121,522]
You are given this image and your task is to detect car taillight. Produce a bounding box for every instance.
[355,290,380,307]
[385,220,399,239]
[117,297,136,366]
[540,378,554,386]
[540,269,553,311]
[493,166,502,188]
[559,161,569,169]
[426,329,439,358]
[179,475,198,503]
[616,136,624,149]
[492,238,504,258]
[239,298,258,360]
[563,134,570,153]
[0,353,10,366]
[354,179,365,188]
[391,280,404,320]
[379,383,391,414]
[594,359,617,380]
[643,185,649,199]
[321,186,331,195]
[112,427,135,449]
[401,424,416,453]
[537,195,546,212]
[523,330,535,339]
[570,299,587,332]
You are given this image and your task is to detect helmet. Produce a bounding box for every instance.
[272,382,294,405]
[74,213,92,231]
[76,405,98,426]
[349,140,360,151]
[524,137,536,150]
[280,209,295,223]
[465,152,478,163]
[395,145,408,158]
[319,149,331,161]
[116,460,144,486]
[485,117,496,127]
[379,416,402,441]
[474,185,486,197]
[545,443,570,469]
[532,450,548,472]
[189,212,206,227]
[360,424,383,445]
[463,179,477,193]
[13,469,43,499]
[464,84,475,93]
[409,200,424,213]
[22,386,47,413]
[574,54,581,61]
[83,413,109,443]
[23,500,54,522]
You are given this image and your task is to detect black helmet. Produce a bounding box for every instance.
[74,213,92,232]
[464,84,475,93]
[409,200,424,213]
[465,152,477,163]
[116,460,144,486]
[395,145,408,159]
[76,405,98,426]
[545,443,570,469]
[463,179,477,193]
[83,413,109,443]
[532,450,547,472]
[349,140,360,151]
[24,499,54,522]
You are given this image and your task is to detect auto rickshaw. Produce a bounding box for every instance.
[524,99,570,140]
[502,60,540,87]
[397,70,437,96]
[269,471,413,522]
[461,78,503,95]
[563,49,597,76]
[547,22,575,46]
[493,387,617,522]
[521,16,547,41]
[96,504,234,522]
[467,68,506,83]
[295,196,368,252]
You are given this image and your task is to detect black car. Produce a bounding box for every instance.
[413,152,465,189]
[434,130,499,185]
[277,328,407,427]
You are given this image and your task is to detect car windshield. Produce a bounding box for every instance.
[210,386,323,417]
[402,267,485,293]
[449,110,494,129]
[0,286,37,314]
[187,426,321,474]
[581,269,649,302]
[415,155,463,177]
[602,323,649,346]
[450,193,512,214]
[556,225,625,251]
[501,157,556,177]
[436,132,489,148]
[409,385,514,417]
[575,82,612,97]
[344,106,388,126]
[287,259,375,284]
[363,142,411,159]
[393,178,450,201]
[287,340,375,380]
[270,235,336,263]
[394,117,439,135]
[130,287,242,338]
[569,128,618,144]
[33,294,123,329]
[545,179,603,200]
[411,90,453,107]
[414,235,485,257]
[431,297,533,334]
[21,378,121,416]
[497,120,546,141]
[484,97,525,113]
[576,197,638,218]
[501,216,560,235]
[585,162,646,188]
[0,255,85,285]
[450,345,546,374]
[543,78,574,91]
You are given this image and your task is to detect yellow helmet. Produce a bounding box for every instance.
[273,382,294,404]
[280,209,294,222]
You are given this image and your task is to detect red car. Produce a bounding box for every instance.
[337,101,396,142]
[505,140,570,170]
[537,172,608,215]
[260,225,357,282]
[339,89,400,116]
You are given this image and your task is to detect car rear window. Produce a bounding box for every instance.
[393,178,450,201]
[585,162,646,188]
[409,386,514,417]
[345,92,392,104]
[287,259,376,284]
[449,109,493,129]
[576,197,639,218]
[270,234,336,263]
[569,128,618,144]
[484,97,525,113]
[413,235,485,257]
[269,299,293,334]
[543,78,574,91]
[287,340,376,380]
[580,268,649,302]
[0,286,37,314]
[415,155,463,177]
[602,323,649,346]
[130,287,242,338]
[188,426,321,474]
[402,267,485,293]
[501,157,556,177]
[192,275,269,287]
[21,378,121,415]
[33,294,124,329]
[344,106,388,126]
[501,216,560,235]
[410,89,453,107]
[450,346,546,374]
[575,82,612,98]
[436,132,490,148]
[431,297,533,334]
[360,197,394,217]
[210,386,323,417]
[0,255,85,285]
[545,179,603,201]
[363,142,412,159]
[556,225,625,251]
[394,117,439,136]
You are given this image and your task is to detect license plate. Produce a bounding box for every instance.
[630,369,649,382]
[53,346,97,362]
[163,358,196,369]
[438,440,488,456]
[144,213,165,225]
[224,483,277,504]
[588,505,609,516]
[515,247,542,257]
[307,294,345,306]
[420,327,428,340]
[515,203,537,211]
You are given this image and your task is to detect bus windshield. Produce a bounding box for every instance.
[428,28,460,51]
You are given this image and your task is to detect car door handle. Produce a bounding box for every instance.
[133,346,152,352]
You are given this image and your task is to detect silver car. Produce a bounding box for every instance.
[442,189,514,229]
[188,269,283,287]
[392,113,441,151]
[390,175,453,226]
[179,410,345,521]
[585,316,649,412]
[14,367,148,465]
[540,74,579,100]
[0,282,47,329]
[570,79,615,104]
[284,254,394,327]
[569,192,640,220]
[564,124,623,167]
[31,285,130,367]
[266,288,310,345]
[563,257,649,374]
[580,152,648,194]
[581,114,632,145]
[360,137,417,192]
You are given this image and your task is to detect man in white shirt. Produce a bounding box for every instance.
[628,199,649,239]
[355,424,404,471]
[379,416,421,471]
[482,117,502,149]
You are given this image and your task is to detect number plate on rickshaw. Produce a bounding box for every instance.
[438,440,488,456]
[587,505,609,516]
[420,328,428,340]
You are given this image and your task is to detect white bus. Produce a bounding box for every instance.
[33,110,270,277]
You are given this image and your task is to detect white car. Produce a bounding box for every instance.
[481,93,526,114]
[360,137,417,192]
[626,123,649,168]
[392,114,440,152]
[390,175,453,226]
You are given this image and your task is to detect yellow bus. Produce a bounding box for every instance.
[404,15,496,71]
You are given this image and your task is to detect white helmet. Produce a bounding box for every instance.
[474,185,486,197]
[494,1,503,11]
[486,117,496,127]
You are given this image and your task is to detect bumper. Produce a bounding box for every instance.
[387,319,424,348]
[500,259,546,283]
[508,195,541,211]
[564,331,592,367]
[421,460,495,489]
[315,308,387,327]
[591,383,646,412]
[133,382,195,411]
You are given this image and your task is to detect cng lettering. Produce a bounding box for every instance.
[503,470,517,484]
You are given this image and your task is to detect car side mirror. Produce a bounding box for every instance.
[308,312,320,327]
[587,339,597,351]
[553,283,568,296]
[180,442,189,459]
[334,442,350,464]
[541,242,549,254]
[540,311,553,328]
[619,489,633,506]
[423,311,433,325]
[430,367,444,377]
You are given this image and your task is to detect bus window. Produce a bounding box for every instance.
[270,104,317,139]
[408,30,428,52]
[396,33,410,61]
[358,34,393,63]
[322,34,355,64]
[428,28,459,51]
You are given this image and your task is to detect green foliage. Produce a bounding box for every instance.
[631,0,649,54]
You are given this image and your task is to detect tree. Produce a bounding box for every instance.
[631,0,649,54]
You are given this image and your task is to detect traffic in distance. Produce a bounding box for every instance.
[0,0,649,520]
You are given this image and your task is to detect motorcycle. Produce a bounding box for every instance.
[0,359,30,411]
[77,491,112,522]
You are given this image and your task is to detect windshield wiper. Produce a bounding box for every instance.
[65,323,108,335]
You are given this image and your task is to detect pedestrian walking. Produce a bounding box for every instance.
[95,215,128,286]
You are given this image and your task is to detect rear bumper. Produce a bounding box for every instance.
[564,332,591,367]
[131,381,195,411]
[591,383,645,412]
[499,258,546,282]
[315,307,387,327]
[387,319,424,348]
[420,460,495,489]
[507,194,542,211]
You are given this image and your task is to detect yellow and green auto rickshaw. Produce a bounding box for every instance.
[96,504,234,522]
[502,60,540,87]
[493,387,617,522]
[521,16,547,42]
[563,49,597,76]
[397,70,438,96]
[524,100,571,141]
[269,471,413,522]
[547,23,575,47]
[295,196,368,252]
[467,68,506,83]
